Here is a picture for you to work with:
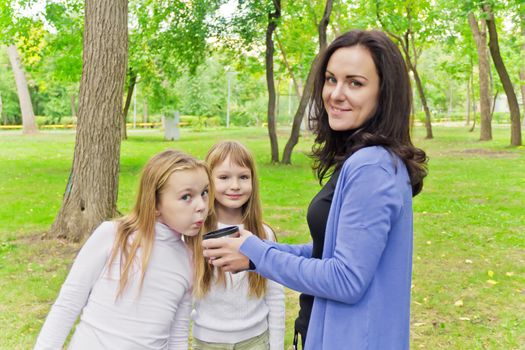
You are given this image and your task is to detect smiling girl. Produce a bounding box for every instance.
[191,141,285,350]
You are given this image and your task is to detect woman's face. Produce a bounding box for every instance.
[322,45,380,131]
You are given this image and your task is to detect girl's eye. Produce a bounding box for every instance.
[181,194,191,201]
[240,175,250,180]
[201,189,209,197]
[218,175,228,180]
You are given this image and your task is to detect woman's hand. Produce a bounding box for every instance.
[202,229,253,273]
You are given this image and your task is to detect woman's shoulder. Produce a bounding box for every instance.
[343,146,396,173]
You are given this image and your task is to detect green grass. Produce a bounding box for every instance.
[0,125,524,349]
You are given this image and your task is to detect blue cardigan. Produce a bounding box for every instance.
[240,146,413,349]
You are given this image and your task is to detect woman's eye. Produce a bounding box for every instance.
[350,80,363,87]
[325,76,336,84]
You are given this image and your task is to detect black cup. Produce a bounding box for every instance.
[202,225,239,240]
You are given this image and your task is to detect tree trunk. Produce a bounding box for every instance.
[520,63,525,128]
[484,4,522,146]
[6,45,38,134]
[470,78,477,132]
[282,0,333,164]
[275,33,301,99]
[143,99,148,127]
[265,0,281,163]
[467,12,492,141]
[282,60,316,164]
[405,54,433,139]
[0,94,3,124]
[519,3,525,128]
[491,89,498,117]
[121,68,137,140]
[466,72,471,126]
[49,0,128,242]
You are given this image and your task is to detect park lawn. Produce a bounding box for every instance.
[0,125,523,349]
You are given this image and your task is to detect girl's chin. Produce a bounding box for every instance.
[183,230,200,237]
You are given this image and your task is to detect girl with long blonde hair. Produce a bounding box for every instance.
[35,149,211,350]
[192,141,285,350]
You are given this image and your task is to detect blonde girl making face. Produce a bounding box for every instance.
[35,150,211,350]
[192,141,285,350]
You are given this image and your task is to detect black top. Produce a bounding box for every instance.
[294,169,341,336]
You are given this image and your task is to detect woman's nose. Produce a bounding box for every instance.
[331,83,345,101]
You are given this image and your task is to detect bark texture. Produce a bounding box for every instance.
[265,0,281,163]
[468,12,492,141]
[484,5,521,146]
[50,0,128,241]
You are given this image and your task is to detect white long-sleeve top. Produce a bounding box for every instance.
[34,221,193,350]
[191,223,285,350]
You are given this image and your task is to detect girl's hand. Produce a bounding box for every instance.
[202,229,253,273]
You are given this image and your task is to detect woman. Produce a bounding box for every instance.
[202,29,428,350]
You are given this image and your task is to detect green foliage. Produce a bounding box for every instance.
[127,0,225,115]
[179,115,221,128]
[0,0,522,139]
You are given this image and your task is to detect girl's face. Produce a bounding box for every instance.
[212,156,252,214]
[157,168,209,237]
[322,45,380,131]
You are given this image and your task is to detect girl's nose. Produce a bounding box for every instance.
[230,179,240,189]
[195,196,207,212]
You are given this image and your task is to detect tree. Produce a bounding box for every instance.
[1,1,39,134]
[519,1,525,128]
[467,11,492,140]
[375,0,436,139]
[121,0,222,139]
[282,0,333,164]
[49,0,128,241]
[265,0,281,163]
[6,45,38,134]
[483,3,522,146]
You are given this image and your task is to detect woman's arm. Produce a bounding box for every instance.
[34,222,116,350]
[242,163,402,304]
[205,161,403,304]
[263,240,313,258]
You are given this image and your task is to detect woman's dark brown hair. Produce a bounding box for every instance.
[309,29,428,196]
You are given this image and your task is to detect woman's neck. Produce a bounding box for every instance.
[216,205,243,225]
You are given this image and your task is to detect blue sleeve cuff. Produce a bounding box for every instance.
[240,235,269,271]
